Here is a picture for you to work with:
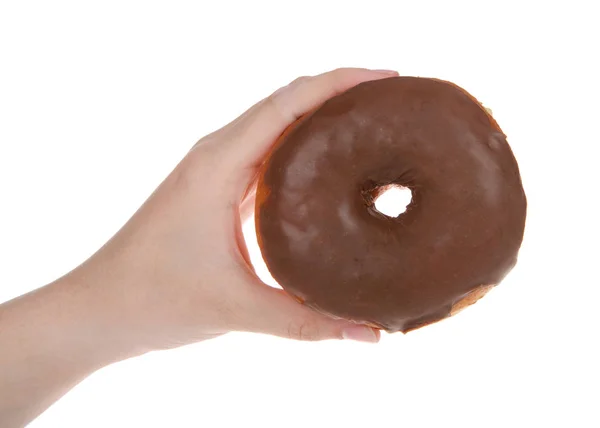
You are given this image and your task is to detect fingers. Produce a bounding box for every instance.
[266,68,397,123]
[233,273,380,343]
[198,69,393,344]
[223,68,398,181]
[227,70,398,281]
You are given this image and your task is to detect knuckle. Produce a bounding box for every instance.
[266,90,291,121]
[268,75,309,103]
[266,74,317,123]
[287,320,321,341]
[329,67,347,79]
[271,75,309,100]
[289,75,310,87]
[266,90,283,111]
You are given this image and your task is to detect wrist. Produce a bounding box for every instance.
[0,273,142,425]
[46,273,147,370]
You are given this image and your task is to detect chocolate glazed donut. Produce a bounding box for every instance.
[255,77,526,333]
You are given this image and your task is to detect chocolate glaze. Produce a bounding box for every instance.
[255,77,526,332]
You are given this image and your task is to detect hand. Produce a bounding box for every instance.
[70,68,399,356]
[0,68,397,426]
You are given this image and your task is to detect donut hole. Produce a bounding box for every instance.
[374,185,412,218]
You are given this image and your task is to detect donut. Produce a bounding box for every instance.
[255,76,526,333]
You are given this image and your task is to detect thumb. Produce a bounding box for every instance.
[235,275,380,343]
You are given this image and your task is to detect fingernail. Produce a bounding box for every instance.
[342,326,380,343]
[372,69,399,75]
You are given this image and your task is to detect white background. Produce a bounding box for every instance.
[1,1,599,427]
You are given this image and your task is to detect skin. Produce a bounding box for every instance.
[0,68,397,427]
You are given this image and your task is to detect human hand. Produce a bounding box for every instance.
[64,68,398,358]
[1,68,400,426]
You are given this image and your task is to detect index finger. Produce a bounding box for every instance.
[223,68,398,176]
